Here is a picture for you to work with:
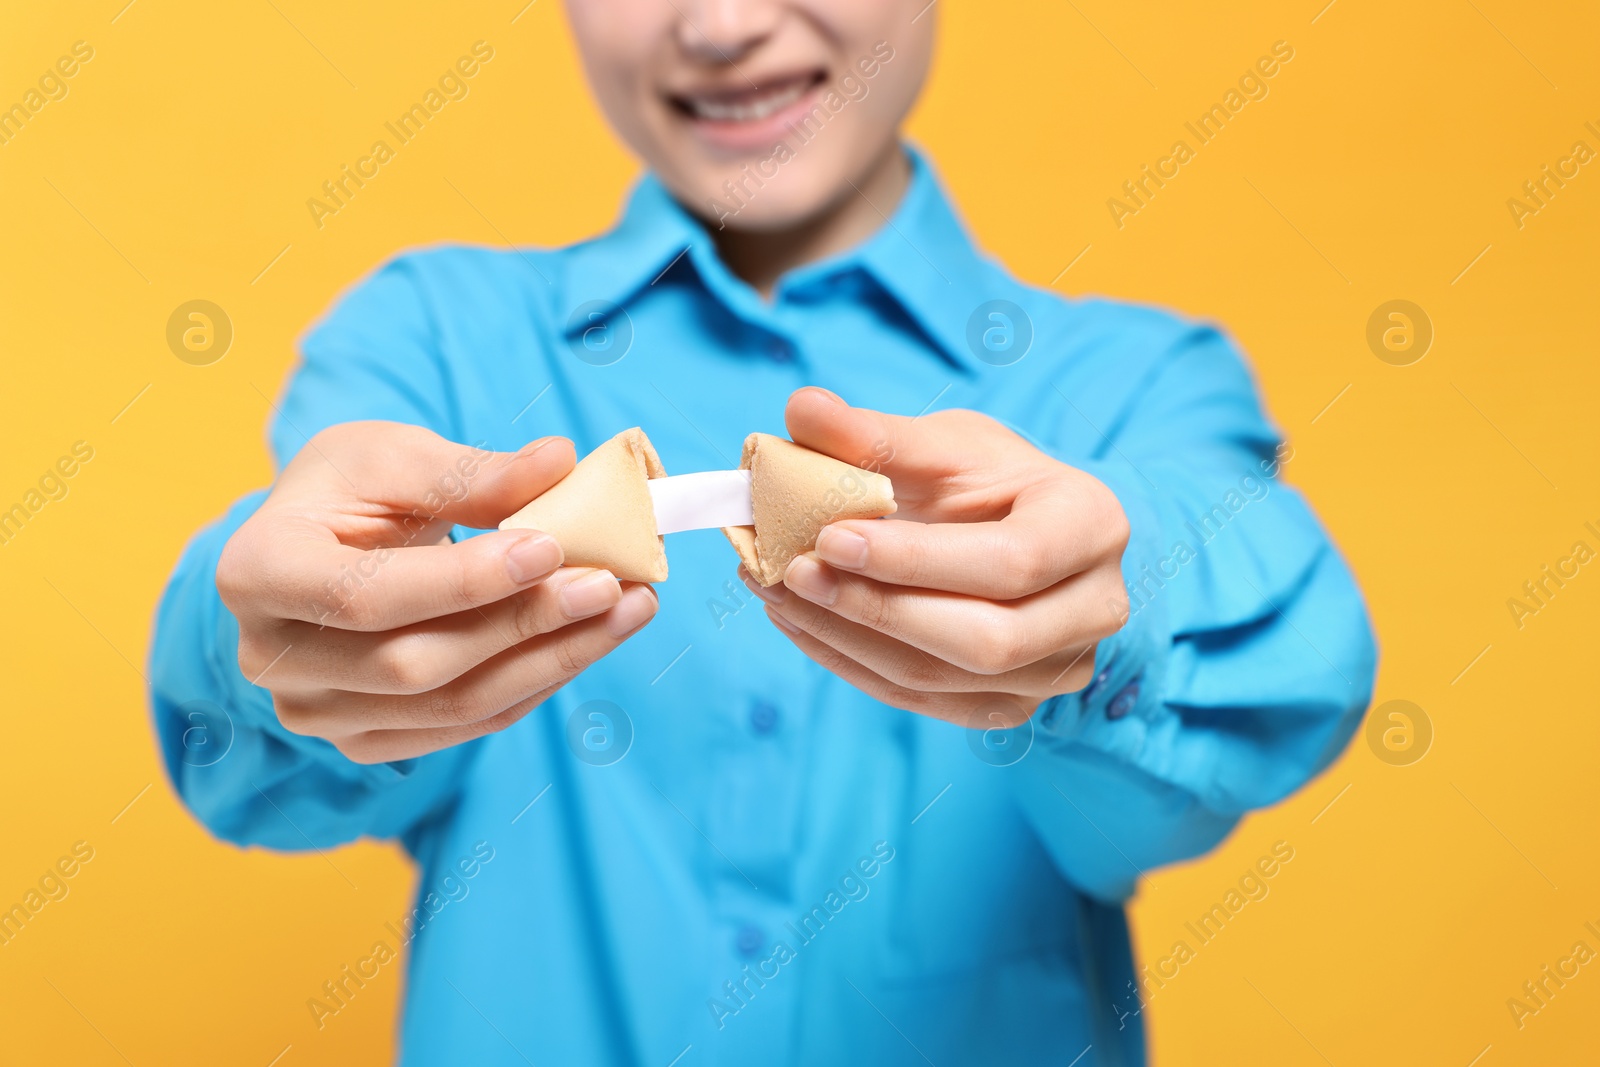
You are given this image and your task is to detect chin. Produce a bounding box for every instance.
[707,181,841,233]
[669,149,884,235]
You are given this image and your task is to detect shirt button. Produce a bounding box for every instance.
[749,700,779,736]
[736,924,765,957]
[1107,680,1141,720]
[767,337,793,363]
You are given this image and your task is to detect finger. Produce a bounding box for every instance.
[747,572,1097,697]
[226,517,574,630]
[274,584,658,737]
[784,387,982,478]
[332,696,543,764]
[763,607,1033,727]
[783,389,1025,515]
[287,421,577,531]
[774,555,1124,674]
[244,567,623,695]
[814,483,1115,599]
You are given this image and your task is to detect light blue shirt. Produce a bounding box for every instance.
[148,148,1376,1066]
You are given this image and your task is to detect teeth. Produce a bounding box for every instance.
[689,81,808,123]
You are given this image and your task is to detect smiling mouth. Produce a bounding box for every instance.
[669,71,826,124]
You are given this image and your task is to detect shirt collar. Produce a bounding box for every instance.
[842,146,996,372]
[561,145,999,373]
[560,175,702,321]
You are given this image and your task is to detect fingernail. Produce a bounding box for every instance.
[521,436,557,454]
[738,564,785,602]
[605,585,658,637]
[766,607,800,634]
[816,526,868,569]
[742,574,786,605]
[506,533,562,584]
[784,555,839,606]
[560,570,622,619]
[805,387,845,407]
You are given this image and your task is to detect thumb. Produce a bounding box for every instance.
[291,421,577,530]
[784,387,1004,482]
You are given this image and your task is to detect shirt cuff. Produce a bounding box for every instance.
[197,494,417,788]
[1032,457,1175,777]
[212,593,418,787]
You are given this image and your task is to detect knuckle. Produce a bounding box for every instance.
[960,613,1029,675]
[451,535,529,612]
[883,655,928,690]
[511,588,553,642]
[1107,512,1131,557]
[895,688,957,719]
[1053,646,1098,694]
[416,688,476,729]
[1096,484,1132,553]
[1068,647,1099,691]
[803,606,850,650]
[334,593,380,631]
[371,635,442,695]
[216,526,272,613]
[442,552,491,612]
[1093,572,1131,635]
[851,585,898,636]
[893,538,935,588]
[900,651,963,693]
[867,651,924,691]
[273,696,317,737]
[215,541,247,608]
[332,733,384,765]
[812,641,867,686]
[1000,549,1049,599]
[548,636,591,680]
[1105,586,1131,633]
[235,632,268,681]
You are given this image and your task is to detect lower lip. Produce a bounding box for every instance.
[680,80,826,155]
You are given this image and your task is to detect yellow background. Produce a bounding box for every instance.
[3,0,1597,1063]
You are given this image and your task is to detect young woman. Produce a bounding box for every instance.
[149,2,1376,1062]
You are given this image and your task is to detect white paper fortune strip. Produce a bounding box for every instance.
[647,469,755,535]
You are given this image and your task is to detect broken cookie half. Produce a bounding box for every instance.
[498,427,895,585]
[722,433,896,587]
[499,427,670,583]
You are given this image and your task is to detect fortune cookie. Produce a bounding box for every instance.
[499,427,669,583]
[723,433,897,586]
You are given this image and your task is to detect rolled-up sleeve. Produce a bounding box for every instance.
[1011,325,1377,902]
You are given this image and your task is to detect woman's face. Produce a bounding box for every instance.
[564,0,935,231]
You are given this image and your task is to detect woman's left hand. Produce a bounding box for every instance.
[743,387,1132,729]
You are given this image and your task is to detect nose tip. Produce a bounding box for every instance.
[675,0,780,65]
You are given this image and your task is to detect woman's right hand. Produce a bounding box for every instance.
[215,421,658,763]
